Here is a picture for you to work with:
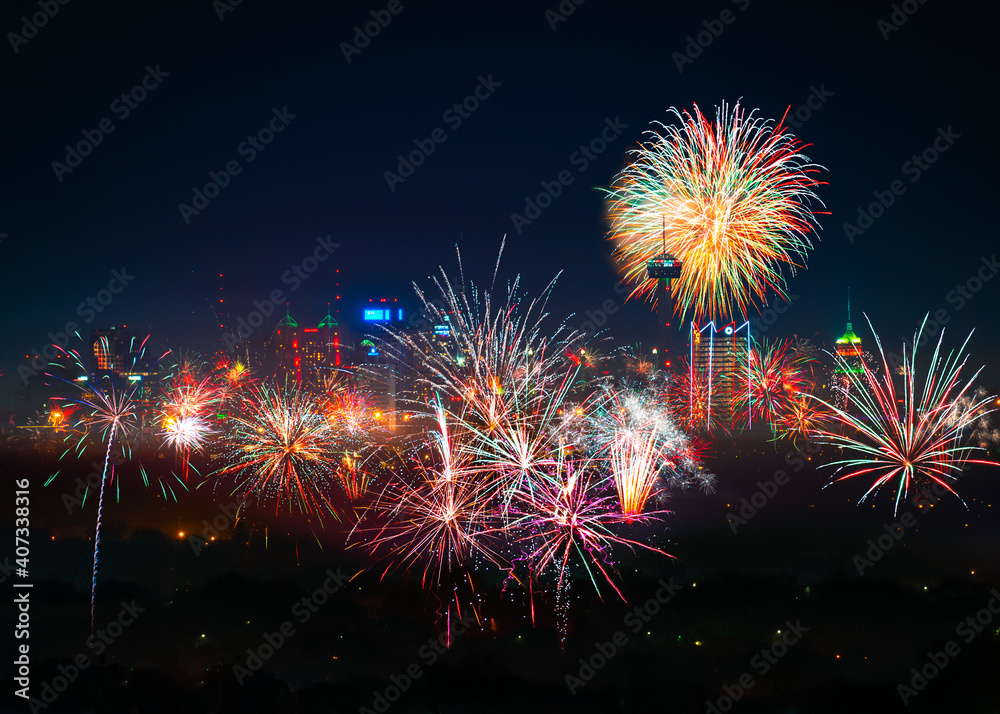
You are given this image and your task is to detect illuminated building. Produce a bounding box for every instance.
[646,220,683,370]
[274,307,341,388]
[361,297,405,326]
[88,326,134,373]
[689,320,750,429]
[354,298,407,430]
[835,294,863,375]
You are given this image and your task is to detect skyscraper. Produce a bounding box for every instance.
[274,307,340,388]
[689,321,750,430]
[835,293,863,375]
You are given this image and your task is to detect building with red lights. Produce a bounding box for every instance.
[273,308,341,388]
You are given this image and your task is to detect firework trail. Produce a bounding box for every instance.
[808,315,999,513]
[605,101,825,321]
[48,338,160,633]
[90,436,116,634]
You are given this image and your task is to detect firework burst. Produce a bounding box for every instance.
[361,400,500,587]
[214,354,253,404]
[214,384,341,519]
[736,338,814,431]
[505,462,671,603]
[775,395,833,447]
[587,382,712,515]
[605,101,825,320]
[161,414,214,451]
[349,245,710,634]
[808,316,999,513]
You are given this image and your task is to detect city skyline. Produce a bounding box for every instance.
[3,2,998,406]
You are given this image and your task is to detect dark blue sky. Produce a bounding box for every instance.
[2,0,997,405]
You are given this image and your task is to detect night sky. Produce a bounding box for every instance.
[2,0,997,405]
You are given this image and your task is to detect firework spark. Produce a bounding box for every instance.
[161,414,214,451]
